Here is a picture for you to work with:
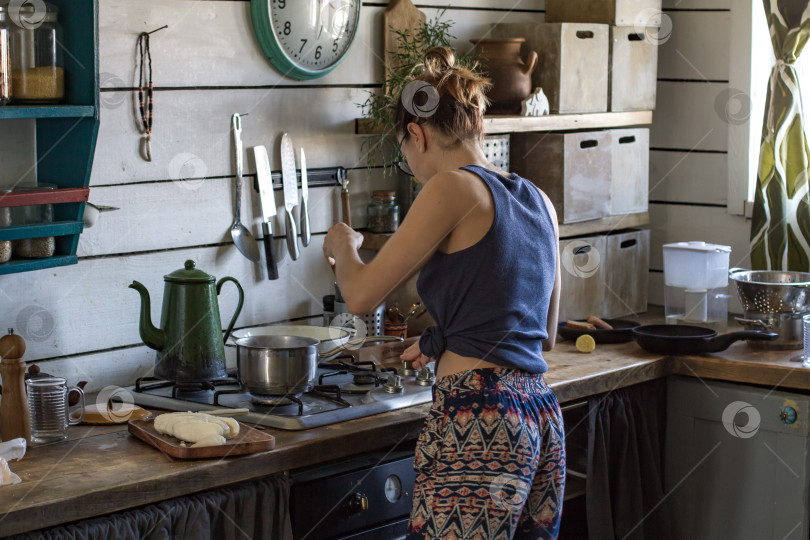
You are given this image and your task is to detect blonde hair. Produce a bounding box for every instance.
[395,47,491,143]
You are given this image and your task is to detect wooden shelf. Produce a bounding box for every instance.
[0,255,78,275]
[0,0,100,274]
[360,212,649,251]
[0,187,90,208]
[558,212,649,239]
[0,221,84,242]
[355,110,653,135]
[0,105,96,120]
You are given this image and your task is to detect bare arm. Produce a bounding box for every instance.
[540,191,561,352]
[323,171,481,314]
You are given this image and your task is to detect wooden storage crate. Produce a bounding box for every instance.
[602,229,649,317]
[610,128,649,215]
[511,131,611,224]
[558,235,606,321]
[546,0,663,27]
[491,23,609,114]
[609,26,658,111]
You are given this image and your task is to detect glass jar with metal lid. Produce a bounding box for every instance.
[8,1,64,103]
[367,190,400,234]
[11,183,56,259]
[0,3,11,105]
[0,188,11,263]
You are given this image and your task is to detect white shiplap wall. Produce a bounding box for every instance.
[0,0,545,390]
[649,0,750,307]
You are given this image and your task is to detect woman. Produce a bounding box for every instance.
[323,47,565,539]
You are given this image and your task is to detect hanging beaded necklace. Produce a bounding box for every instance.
[136,25,166,162]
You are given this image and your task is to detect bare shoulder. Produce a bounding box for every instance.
[524,180,559,236]
[419,169,491,206]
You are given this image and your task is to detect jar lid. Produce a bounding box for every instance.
[372,190,396,201]
[164,260,215,283]
[3,1,58,23]
[663,241,731,253]
[11,182,56,192]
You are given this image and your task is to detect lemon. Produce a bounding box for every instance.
[575,334,596,353]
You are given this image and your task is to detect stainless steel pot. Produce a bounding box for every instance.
[235,334,404,396]
[229,325,352,355]
[236,335,319,396]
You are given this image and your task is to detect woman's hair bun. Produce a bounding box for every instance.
[424,46,456,73]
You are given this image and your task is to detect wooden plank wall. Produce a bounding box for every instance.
[0,0,545,390]
[649,0,749,307]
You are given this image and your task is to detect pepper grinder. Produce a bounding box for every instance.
[0,329,30,442]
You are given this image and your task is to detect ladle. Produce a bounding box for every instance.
[230,114,260,263]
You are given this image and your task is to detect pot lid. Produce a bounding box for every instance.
[164,260,215,283]
[663,241,731,253]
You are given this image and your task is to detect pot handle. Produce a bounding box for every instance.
[522,50,538,75]
[319,335,404,360]
[706,330,779,352]
[728,267,747,276]
[216,276,245,344]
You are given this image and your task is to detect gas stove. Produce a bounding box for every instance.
[128,361,434,430]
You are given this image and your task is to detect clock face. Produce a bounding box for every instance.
[251,0,361,80]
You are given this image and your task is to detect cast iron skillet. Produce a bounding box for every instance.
[633,324,779,355]
[558,319,640,344]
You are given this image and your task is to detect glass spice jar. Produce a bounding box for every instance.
[11,183,56,259]
[0,189,11,263]
[9,1,64,104]
[367,190,400,234]
[0,4,11,105]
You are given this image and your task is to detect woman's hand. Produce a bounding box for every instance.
[400,341,433,370]
[323,223,364,269]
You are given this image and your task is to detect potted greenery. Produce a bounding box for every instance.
[358,12,477,175]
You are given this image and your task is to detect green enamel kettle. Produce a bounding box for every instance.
[129,260,244,382]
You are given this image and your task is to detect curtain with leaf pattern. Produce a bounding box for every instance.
[750,1,810,270]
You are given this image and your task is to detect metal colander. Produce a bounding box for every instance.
[729,268,810,313]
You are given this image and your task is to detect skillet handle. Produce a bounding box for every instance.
[706,330,779,352]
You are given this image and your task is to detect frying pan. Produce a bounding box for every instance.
[557,319,640,344]
[633,324,778,355]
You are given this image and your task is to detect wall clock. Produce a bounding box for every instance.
[251,0,362,81]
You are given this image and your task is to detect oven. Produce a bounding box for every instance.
[289,444,417,540]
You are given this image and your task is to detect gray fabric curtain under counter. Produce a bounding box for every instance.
[586,379,671,540]
[8,473,292,540]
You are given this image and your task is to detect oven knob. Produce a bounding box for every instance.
[344,492,369,515]
[416,366,435,386]
[383,374,404,394]
[780,406,797,424]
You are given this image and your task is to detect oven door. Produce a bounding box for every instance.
[290,448,416,540]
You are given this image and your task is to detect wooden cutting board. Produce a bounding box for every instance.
[128,416,275,459]
[384,0,426,88]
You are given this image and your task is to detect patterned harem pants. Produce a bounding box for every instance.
[406,368,566,540]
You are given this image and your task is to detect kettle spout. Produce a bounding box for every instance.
[128,281,165,351]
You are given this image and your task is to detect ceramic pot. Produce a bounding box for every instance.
[471,38,538,115]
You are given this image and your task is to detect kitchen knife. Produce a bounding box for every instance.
[280,133,300,261]
[251,145,279,280]
[340,169,351,227]
[299,148,311,247]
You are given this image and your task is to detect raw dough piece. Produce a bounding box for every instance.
[153,412,239,445]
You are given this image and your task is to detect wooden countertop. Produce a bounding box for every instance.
[3,323,810,536]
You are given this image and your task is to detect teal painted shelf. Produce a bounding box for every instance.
[0,105,96,120]
[0,0,99,276]
[0,255,78,275]
[0,221,84,241]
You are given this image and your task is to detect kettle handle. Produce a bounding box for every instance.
[216,276,245,344]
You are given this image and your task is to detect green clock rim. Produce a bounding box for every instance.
[250,0,360,81]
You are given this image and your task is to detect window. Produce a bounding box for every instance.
[727,0,772,216]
